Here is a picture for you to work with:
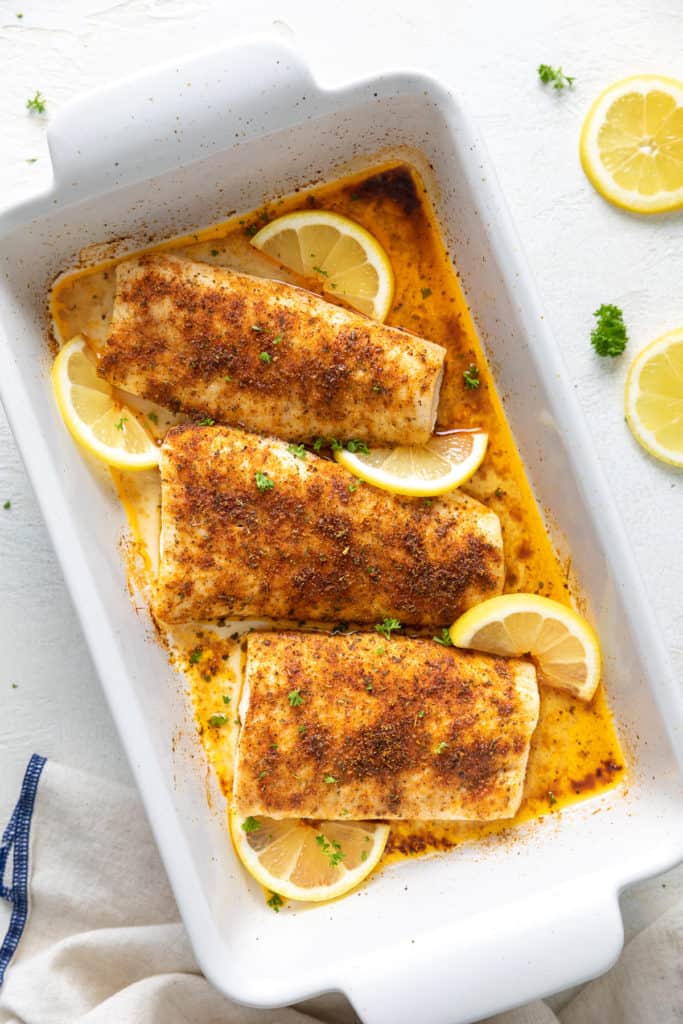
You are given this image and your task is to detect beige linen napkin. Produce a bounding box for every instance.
[0,757,681,1024]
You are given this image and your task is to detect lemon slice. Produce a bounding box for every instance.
[580,74,683,213]
[229,810,389,904]
[449,593,602,702]
[52,336,159,471]
[250,210,394,320]
[334,431,488,497]
[625,327,683,466]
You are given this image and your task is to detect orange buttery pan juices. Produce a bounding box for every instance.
[50,161,624,864]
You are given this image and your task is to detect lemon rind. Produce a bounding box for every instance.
[580,74,683,215]
[624,328,683,467]
[334,433,488,497]
[229,810,390,903]
[52,337,160,471]
[449,593,602,702]
[250,210,395,322]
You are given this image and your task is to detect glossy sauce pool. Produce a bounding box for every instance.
[50,162,624,865]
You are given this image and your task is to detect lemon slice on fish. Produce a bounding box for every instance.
[449,593,602,702]
[52,335,159,471]
[230,810,389,904]
[250,210,394,321]
[580,74,683,213]
[625,327,683,466]
[334,431,488,496]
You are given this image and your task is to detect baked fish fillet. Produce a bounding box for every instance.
[155,424,504,625]
[99,253,446,445]
[233,631,539,821]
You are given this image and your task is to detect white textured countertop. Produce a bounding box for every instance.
[1,0,682,1004]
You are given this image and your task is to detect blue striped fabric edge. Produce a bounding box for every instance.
[0,754,47,985]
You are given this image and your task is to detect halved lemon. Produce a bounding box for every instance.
[449,593,602,702]
[52,336,159,471]
[229,810,389,904]
[580,74,683,213]
[334,431,488,497]
[250,210,394,320]
[625,327,683,466]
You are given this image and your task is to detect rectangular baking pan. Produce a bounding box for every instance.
[1,39,683,1024]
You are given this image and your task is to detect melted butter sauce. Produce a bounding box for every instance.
[50,161,624,867]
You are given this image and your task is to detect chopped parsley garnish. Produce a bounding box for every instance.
[241,816,261,833]
[3,500,10,510]
[417,710,426,719]
[147,412,159,424]
[259,351,272,364]
[210,249,219,257]
[433,628,453,647]
[312,265,329,277]
[494,487,505,499]
[463,364,480,389]
[360,849,368,862]
[421,287,432,299]
[435,741,448,755]
[375,616,401,640]
[547,790,557,806]
[267,892,283,911]
[245,223,259,238]
[255,471,274,491]
[272,334,283,344]
[207,713,228,728]
[323,774,337,784]
[288,688,304,707]
[26,90,46,113]
[372,384,382,392]
[298,724,307,735]
[375,645,385,655]
[348,480,362,493]
[316,834,345,867]
[189,648,202,664]
[224,375,232,382]
[538,64,575,90]
[26,157,38,163]
[365,681,374,692]
[287,443,307,460]
[222,694,231,705]
[313,436,343,452]
[251,324,265,332]
[197,416,215,426]
[114,416,127,431]
[345,439,370,454]
[258,769,268,780]
[591,304,628,357]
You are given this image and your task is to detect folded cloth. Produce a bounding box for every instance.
[0,755,682,1024]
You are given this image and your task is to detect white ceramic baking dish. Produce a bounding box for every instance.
[1,38,683,1024]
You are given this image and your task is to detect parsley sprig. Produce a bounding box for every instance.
[538,65,575,91]
[591,304,628,357]
[26,90,46,113]
[463,364,480,390]
[433,628,453,647]
[255,471,275,492]
[375,616,401,640]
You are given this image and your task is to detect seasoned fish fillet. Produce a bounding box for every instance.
[100,253,446,445]
[155,424,504,625]
[233,631,540,821]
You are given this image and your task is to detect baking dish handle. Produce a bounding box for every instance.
[342,890,624,1024]
[47,39,316,193]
